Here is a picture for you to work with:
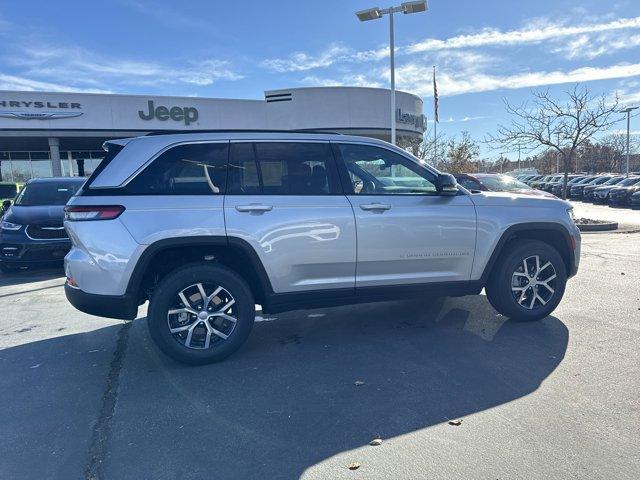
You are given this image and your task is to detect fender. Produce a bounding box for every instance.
[478,222,577,283]
[124,235,274,299]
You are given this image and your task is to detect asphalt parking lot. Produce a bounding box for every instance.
[1,229,639,479]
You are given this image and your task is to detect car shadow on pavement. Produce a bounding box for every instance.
[0,295,569,480]
[0,266,64,288]
[104,294,569,480]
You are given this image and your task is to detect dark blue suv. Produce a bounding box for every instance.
[0,177,85,272]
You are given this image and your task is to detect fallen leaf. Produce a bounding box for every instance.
[448,419,463,426]
[369,438,383,446]
[348,462,360,470]
[354,380,365,386]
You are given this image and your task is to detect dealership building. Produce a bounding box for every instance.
[0,86,426,182]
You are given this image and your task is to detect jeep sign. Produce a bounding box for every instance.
[138,100,198,125]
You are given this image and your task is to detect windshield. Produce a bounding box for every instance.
[480,175,532,191]
[618,177,640,186]
[603,177,623,185]
[14,181,83,206]
[0,184,18,198]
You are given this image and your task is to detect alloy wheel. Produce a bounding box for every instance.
[167,283,237,349]
[511,255,557,310]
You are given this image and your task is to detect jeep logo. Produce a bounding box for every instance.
[138,100,198,125]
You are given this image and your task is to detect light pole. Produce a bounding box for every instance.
[621,106,638,177]
[356,1,428,145]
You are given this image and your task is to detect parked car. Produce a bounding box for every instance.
[544,174,581,194]
[63,132,581,364]
[0,182,23,216]
[0,177,85,272]
[630,190,640,208]
[522,174,543,185]
[570,175,615,200]
[592,176,640,203]
[454,173,556,197]
[550,175,589,197]
[608,177,640,206]
[531,175,556,189]
[583,176,624,202]
[537,174,565,191]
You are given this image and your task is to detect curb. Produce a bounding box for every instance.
[578,222,618,232]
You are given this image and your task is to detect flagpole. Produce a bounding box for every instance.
[433,65,437,163]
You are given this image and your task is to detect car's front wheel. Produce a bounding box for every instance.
[147,263,255,365]
[486,240,567,321]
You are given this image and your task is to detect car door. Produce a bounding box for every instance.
[333,141,476,288]
[224,140,356,293]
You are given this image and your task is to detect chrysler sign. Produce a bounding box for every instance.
[0,99,83,120]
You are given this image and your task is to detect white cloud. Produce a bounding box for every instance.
[261,44,352,72]
[301,74,383,88]
[0,73,112,93]
[397,62,640,96]
[406,16,640,53]
[5,44,243,91]
[442,115,490,123]
[554,32,640,59]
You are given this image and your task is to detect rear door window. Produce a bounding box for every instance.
[227,142,340,195]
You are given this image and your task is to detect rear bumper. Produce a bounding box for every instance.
[64,283,138,320]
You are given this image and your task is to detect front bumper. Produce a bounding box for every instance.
[64,283,138,320]
[0,229,71,267]
[609,194,630,205]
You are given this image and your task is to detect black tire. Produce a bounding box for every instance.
[485,240,567,322]
[147,263,255,365]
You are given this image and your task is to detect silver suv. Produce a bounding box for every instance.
[64,132,581,364]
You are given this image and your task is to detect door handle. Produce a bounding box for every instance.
[359,203,391,211]
[235,204,273,213]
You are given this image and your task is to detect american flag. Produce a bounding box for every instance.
[433,66,439,123]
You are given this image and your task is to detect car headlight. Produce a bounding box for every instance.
[0,220,22,231]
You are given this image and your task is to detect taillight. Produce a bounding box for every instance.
[64,205,125,221]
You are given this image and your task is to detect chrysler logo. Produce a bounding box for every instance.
[0,100,83,120]
[0,111,84,120]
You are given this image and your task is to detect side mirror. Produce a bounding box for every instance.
[2,200,11,211]
[436,174,459,196]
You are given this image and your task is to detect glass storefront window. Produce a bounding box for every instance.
[32,160,53,178]
[0,150,106,181]
[0,152,10,182]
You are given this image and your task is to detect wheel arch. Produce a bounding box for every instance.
[480,222,576,285]
[126,236,273,304]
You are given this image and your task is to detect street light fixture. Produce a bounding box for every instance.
[621,106,638,177]
[356,1,428,145]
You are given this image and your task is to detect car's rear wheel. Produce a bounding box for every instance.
[147,263,255,365]
[486,240,567,321]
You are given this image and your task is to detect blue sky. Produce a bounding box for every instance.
[0,0,639,158]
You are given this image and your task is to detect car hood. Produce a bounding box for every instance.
[593,185,616,193]
[3,205,65,225]
[611,185,640,194]
[505,188,556,198]
[469,191,570,208]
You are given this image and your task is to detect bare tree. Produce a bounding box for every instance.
[438,131,479,173]
[487,85,620,198]
[407,126,448,167]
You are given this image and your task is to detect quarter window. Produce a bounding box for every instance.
[125,143,228,195]
[336,143,437,195]
[228,142,339,195]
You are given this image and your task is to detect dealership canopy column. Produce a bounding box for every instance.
[47,137,62,177]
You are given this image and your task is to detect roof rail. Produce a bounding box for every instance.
[144,129,344,137]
